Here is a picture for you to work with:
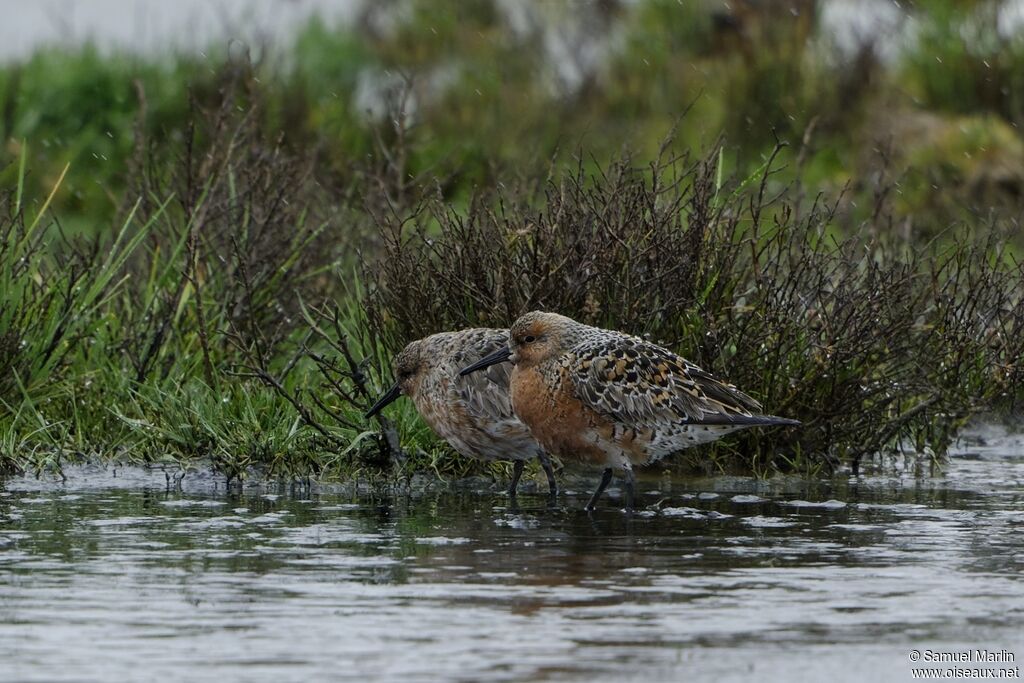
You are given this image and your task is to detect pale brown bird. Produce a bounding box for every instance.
[366,328,557,497]
[461,312,798,510]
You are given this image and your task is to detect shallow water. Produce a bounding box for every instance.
[2,427,1023,682]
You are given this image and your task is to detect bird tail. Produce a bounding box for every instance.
[695,413,801,427]
[752,414,801,427]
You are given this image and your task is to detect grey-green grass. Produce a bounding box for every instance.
[4,1,1024,243]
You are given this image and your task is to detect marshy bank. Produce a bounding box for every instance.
[2,1,1024,484]
[2,125,1022,482]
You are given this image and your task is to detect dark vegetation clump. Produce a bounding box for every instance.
[365,145,1024,474]
[122,60,349,384]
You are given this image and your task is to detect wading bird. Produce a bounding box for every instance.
[460,312,799,510]
[366,328,558,497]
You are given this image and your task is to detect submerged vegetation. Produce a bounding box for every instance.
[2,0,1024,482]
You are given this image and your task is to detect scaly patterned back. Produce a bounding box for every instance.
[561,328,764,429]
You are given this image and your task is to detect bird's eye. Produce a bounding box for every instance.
[523,335,536,343]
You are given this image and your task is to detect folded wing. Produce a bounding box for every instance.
[452,331,516,422]
[566,334,781,430]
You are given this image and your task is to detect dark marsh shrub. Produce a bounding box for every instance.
[363,146,1024,473]
[118,59,362,383]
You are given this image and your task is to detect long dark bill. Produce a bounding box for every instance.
[365,382,402,418]
[459,346,512,376]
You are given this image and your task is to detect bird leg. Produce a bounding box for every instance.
[508,460,525,498]
[622,463,636,510]
[585,468,614,511]
[537,452,558,499]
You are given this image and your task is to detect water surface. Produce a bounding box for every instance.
[2,427,1023,682]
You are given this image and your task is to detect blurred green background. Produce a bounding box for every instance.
[3,0,1024,239]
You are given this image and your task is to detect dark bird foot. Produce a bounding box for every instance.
[585,468,614,510]
[623,466,636,511]
[508,460,525,498]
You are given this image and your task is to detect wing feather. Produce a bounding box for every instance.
[450,331,516,421]
[566,334,765,429]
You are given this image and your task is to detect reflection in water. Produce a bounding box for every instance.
[1,428,1023,682]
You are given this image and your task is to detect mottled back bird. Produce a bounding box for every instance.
[461,312,798,509]
[366,328,557,497]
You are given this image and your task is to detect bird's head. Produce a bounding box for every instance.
[365,339,424,418]
[460,311,580,375]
